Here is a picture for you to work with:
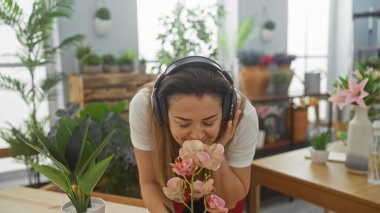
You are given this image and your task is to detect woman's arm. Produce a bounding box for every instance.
[212,163,251,209]
[134,148,174,212]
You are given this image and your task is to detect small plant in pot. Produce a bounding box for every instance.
[310,132,330,164]
[81,53,103,73]
[21,115,114,212]
[118,50,136,73]
[261,20,276,43]
[270,69,293,96]
[94,7,111,37]
[138,57,147,73]
[102,54,119,73]
[75,45,91,72]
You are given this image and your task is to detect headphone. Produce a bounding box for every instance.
[152,56,237,126]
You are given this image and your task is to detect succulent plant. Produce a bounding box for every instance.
[237,49,262,66]
[263,20,275,30]
[80,53,102,65]
[102,54,116,65]
[95,7,111,20]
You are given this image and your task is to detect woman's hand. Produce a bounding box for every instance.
[218,101,241,146]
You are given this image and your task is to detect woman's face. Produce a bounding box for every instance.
[167,94,223,146]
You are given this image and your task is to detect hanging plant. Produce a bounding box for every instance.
[94,6,112,37]
[261,19,276,43]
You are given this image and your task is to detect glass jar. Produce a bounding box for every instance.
[368,120,380,185]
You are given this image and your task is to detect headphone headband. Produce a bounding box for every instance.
[152,56,236,126]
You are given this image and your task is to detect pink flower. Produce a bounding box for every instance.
[204,194,228,213]
[162,177,185,203]
[179,140,211,166]
[328,87,349,110]
[192,179,215,199]
[170,157,197,177]
[346,78,369,108]
[202,144,225,170]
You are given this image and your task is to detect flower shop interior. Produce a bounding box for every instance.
[0,0,379,213]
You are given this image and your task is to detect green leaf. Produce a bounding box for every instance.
[31,163,69,193]
[79,103,109,124]
[77,130,115,177]
[56,116,78,156]
[75,140,97,176]
[65,116,90,172]
[236,17,256,51]
[109,100,127,114]
[79,155,114,195]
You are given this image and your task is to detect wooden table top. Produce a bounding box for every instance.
[0,186,149,213]
[252,147,380,208]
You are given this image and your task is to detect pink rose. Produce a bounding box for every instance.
[179,140,210,166]
[202,144,224,170]
[170,157,197,177]
[162,177,185,203]
[192,179,215,199]
[204,194,228,213]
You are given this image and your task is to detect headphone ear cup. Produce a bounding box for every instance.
[152,92,163,126]
[226,88,237,121]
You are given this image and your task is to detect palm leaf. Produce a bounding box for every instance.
[0,0,23,28]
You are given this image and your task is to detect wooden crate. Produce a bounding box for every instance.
[68,72,156,120]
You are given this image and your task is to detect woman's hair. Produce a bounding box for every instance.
[146,66,247,186]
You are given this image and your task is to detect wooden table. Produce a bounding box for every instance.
[0,186,149,213]
[249,147,380,213]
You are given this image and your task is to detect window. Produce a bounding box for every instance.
[287,0,330,121]
[0,1,48,148]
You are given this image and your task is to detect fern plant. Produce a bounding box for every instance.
[0,0,83,186]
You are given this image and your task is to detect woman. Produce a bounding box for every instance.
[129,56,258,212]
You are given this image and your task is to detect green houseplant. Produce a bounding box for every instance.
[81,53,103,73]
[154,2,225,73]
[23,115,114,212]
[94,6,111,36]
[102,54,119,73]
[75,45,91,72]
[138,57,147,73]
[55,101,140,198]
[0,0,83,186]
[118,50,136,73]
[310,132,330,164]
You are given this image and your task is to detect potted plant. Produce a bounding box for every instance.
[261,20,276,43]
[102,54,119,73]
[272,53,297,71]
[81,53,103,73]
[270,69,293,96]
[22,115,115,212]
[310,132,330,164]
[94,6,112,37]
[238,49,271,99]
[118,50,136,73]
[0,0,83,187]
[138,57,147,73]
[75,45,91,72]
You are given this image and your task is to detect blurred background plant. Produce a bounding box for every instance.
[154,2,226,73]
[0,0,83,186]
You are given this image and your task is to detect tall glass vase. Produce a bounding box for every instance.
[346,106,372,174]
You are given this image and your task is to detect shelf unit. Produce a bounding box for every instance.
[250,93,331,158]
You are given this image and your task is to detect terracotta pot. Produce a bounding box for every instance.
[287,109,308,142]
[239,65,271,99]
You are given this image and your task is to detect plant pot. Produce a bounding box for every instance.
[83,65,102,73]
[310,148,329,164]
[139,64,146,73]
[61,197,105,213]
[239,65,271,99]
[103,65,119,73]
[120,64,134,73]
[94,18,111,37]
[261,28,274,43]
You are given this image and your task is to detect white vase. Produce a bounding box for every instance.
[345,106,372,174]
[261,28,274,43]
[310,148,329,164]
[61,197,105,213]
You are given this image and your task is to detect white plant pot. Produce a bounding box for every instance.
[61,197,105,213]
[261,28,274,43]
[310,149,329,164]
[257,130,266,148]
[94,17,111,37]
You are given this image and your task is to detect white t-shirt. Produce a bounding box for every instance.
[129,87,259,168]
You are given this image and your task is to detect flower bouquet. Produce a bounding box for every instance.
[329,66,380,109]
[162,140,228,213]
